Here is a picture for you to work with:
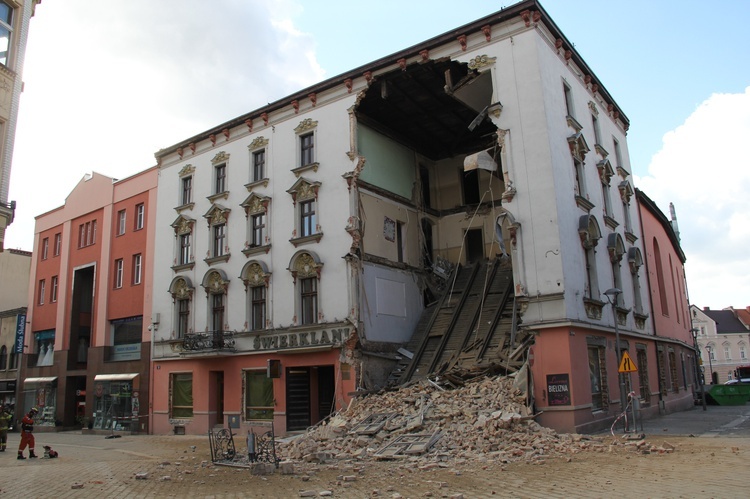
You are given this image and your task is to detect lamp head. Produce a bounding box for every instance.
[603,288,622,297]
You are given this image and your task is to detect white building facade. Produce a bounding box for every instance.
[150,0,656,435]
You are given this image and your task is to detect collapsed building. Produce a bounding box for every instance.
[138,0,696,436]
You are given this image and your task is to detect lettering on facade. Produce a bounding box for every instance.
[546,373,571,406]
[251,328,349,351]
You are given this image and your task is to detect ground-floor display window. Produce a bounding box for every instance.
[170,373,193,419]
[22,381,57,426]
[92,377,139,431]
[244,370,273,421]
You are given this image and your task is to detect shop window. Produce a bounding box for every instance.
[170,373,193,419]
[34,330,55,367]
[22,382,57,426]
[244,370,274,421]
[109,317,142,362]
[668,349,679,393]
[0,345,6,370]
[637,347,649,405]
[93,379,135,430]
[588,345,607,411]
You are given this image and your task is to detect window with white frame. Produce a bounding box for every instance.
[592,113,602,146]
[117,210,126,235]
[132,254,142,285]
[563,81,574,118]
[290,251,322,326]
[135,203,145,230]
[170,277,193,339]
[203,205,230,261]
[171,216,194,268]
[252,149,265,182]
[579,215,601,300]
[0,2,13,67]
[181,176,193,206]
[740,345,747,360]
[214,163,226,195]
[287,178,321,243]
[38,279,45,305]
[293,119,318,175]
[54,233,61,256]
[568,132,590,202]
[114,259,124,288]
[51,276,58,303]
[42,237,49,260]
[78,220,97,248]
[251,213,266,247]
[724,344,731,360]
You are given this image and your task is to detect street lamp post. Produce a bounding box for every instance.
[603,288,627,426]
[690,328,707,410]
[706,345,714,385]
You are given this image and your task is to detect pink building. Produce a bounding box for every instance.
[20,169,157,432]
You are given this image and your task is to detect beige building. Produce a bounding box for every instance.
[691,305,750,384]
[0,0,40,250]
[0,247,30,409]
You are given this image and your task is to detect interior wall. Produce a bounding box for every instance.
[361,261,423,344]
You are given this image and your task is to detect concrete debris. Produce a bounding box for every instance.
[280,371,607,465]
[135,472,149,480]
[71,483,84,489]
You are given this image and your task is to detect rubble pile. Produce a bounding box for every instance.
[279,371,607,465]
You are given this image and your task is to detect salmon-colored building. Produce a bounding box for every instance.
[635,189,695,417]
[19,169,157,432]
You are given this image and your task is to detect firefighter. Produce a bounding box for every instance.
[17,407,38,459]
[0,404,12,452]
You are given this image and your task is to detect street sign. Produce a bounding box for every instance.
[618,351,637,373]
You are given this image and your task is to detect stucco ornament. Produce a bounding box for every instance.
[468,54,496,71]
[248,136,268,150]
[211,151,230,165]
[294,118,318,134]
[294,253,320,278]
[178,164,195,177]
[206,271,228,293]
[244,262,269,286]
[173,278,192,300]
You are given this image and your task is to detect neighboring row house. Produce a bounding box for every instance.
[19,0,696,435]
[0,248,30,413]
[19,170,157,431]
[692,305,750,384]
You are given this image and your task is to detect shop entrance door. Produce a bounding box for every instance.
[209,371,224,427]
[286,368,310,431]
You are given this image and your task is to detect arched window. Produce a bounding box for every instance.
[607,233,625,307]
[241,261,271,331]
[169,276,194,339]
[578,215,601,299]
[288,251,323,325]
[628,247,644,315]
[202,270,230,333]
[653,238,669,315]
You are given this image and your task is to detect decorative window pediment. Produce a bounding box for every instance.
[202,269,230,294]
[578,214,601,249]
[294,118,318,134]
[211,151,230,165]
[171,215,195,235]
[607,233,626,263]
[618,181,633,203]
[203,203,231,226]
[288,250,323,281]
[287,178,321,204]
[248,136,269,151]
[241,193,270,216]
[241,261,271,288]
[178,164,196,177]
[568,132,590,161]
[169,276,194,299]
[597,159,614,184]
[627,247,643,274]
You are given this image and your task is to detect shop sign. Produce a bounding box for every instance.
[251,327,350,351]
[113,343,141,361]
[546,373,571,406]
[14,314,26,354]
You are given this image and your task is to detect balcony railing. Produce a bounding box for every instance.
[182,331,236,353]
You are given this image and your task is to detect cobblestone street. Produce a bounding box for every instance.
[1,415,748,499]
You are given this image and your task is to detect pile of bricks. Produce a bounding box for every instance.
[280,372,608,465]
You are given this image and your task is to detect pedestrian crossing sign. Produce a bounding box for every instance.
[618,351,637,373]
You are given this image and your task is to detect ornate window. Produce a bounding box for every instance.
[607,233,626,308]
[169,276,194,339]
[289,251,323,326]
[246,136,270,191]
[628,247,646,327]
[209,152,230,202]
[202,270,230,333]
[203,204,231,264]
[292,119,319,176]
[618,180,634,236]
[568,132,592,211]
[287,178,322,246]
[0,1,13,67]
[241,261,271,331]
[241,193,271,256]
[597,159,616,225]
[177,164,195,211]
[578,214,601,302]
[171,215,195,271]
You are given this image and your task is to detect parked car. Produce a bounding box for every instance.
[724,378,750,385]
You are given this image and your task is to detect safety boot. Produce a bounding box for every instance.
[17,452,25,460]
[29,450,37,458]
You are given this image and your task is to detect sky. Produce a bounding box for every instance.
[5,0,749,310]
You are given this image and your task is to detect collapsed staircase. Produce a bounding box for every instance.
[388,258,531,386]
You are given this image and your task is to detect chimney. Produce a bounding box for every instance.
[669,202,680,242]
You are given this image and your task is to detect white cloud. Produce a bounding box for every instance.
[6,0,322,250]
[636,86,750,309]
